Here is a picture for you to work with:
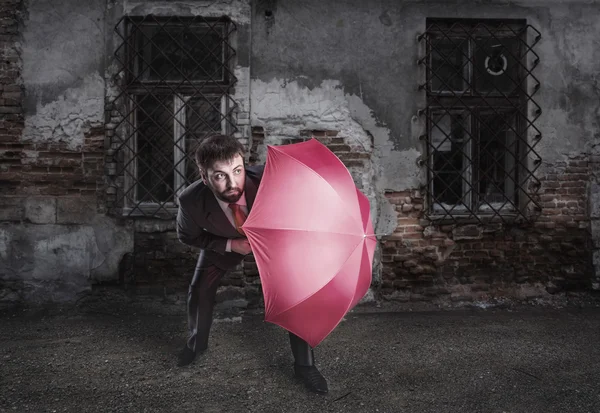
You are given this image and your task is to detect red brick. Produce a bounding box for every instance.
[327,144,352,152]
[403,225,423,233]
[397,217,421,225]
[337,152,371,160]
[342,160,364,167]
[402,233,424,240]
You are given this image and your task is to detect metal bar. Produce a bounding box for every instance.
[173,94,187,202]
[418,20,542,223]
[110,16,240,217]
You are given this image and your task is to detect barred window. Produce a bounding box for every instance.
[418,19,542,223]
[110,16,238,217]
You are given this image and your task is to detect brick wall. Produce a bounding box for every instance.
[0,0,105,214]
[126,128,593,306]
[0,0,24,196]
[0,132,106,221]
[249,126,370,169]
[3,135,105,194]
[122,226,262,308]
[248,126,264,166]
[380,156,592,303]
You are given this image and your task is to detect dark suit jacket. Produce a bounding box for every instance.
[176,165,265,270]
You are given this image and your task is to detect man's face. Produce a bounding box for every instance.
[200,154,246,203]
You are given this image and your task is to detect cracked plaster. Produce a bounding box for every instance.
[22,73,104,150]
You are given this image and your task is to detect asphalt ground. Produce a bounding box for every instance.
[1,297,599,413]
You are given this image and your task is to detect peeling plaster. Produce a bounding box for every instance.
[379,148,421,191]
[22,73,104,150]
[233,65,251,115]
[250,78,421,284]
[375,195,399,236]
[105,63,122,102]
[251,79,350,129]
[250,78,419,237]
[124,0,251,24]
[346,94,422,192]
[250,78,379,208]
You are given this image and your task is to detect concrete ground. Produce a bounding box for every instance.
[1,296,600,413]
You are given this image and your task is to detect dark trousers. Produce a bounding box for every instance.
[187,251,315,366]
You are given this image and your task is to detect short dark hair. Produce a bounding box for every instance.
[194,134,245,171]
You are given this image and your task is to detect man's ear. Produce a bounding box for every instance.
[199,169,207,184]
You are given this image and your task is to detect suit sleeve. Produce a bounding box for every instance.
[256,164,265,179]
[176,199,228,255]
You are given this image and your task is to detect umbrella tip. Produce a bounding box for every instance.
[365,233,390,238]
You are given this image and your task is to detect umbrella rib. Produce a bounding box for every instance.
[245,227,364,237]
[268,237,366,320]
[314,243,373,344]
[270,145,365,232]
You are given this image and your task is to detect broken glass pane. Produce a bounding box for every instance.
[135,95,174,203]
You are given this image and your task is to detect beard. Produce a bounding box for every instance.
[215,187,243,204]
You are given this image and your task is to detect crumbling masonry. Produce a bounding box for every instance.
[1,0,599,308]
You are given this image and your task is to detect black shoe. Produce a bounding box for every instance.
[294,364,329,394]
[177,346,196,367]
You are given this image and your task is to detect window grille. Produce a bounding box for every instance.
[109,16,238,218]
[417,19,542,224]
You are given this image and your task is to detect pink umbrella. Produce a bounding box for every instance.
[241,138,378,347]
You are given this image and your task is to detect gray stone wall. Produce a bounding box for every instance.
[1,0,133,305]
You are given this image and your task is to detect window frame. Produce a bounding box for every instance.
[116,16,236,217]
[420,18,540,223]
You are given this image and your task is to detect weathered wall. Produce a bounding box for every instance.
[1,0,599,307]
[103,0,256,309]
[249,0,599,303]
[0,0,25,304]
[0,0,258,308]
[0,0,133,306]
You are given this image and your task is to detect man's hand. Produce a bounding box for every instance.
[231,238,252,255]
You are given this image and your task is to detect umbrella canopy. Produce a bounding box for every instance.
[242,138,377,347]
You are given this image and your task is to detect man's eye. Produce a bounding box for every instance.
[234,169,242,175]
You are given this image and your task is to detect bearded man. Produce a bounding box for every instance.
[175,134,328,394]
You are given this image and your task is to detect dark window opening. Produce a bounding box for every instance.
[109,16,238,218]
[418,19,542,223]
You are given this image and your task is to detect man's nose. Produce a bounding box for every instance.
[226,176,238,189]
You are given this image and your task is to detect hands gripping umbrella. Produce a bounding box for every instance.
[241,138,379,347]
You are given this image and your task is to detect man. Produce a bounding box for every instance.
[176,134,328,394]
